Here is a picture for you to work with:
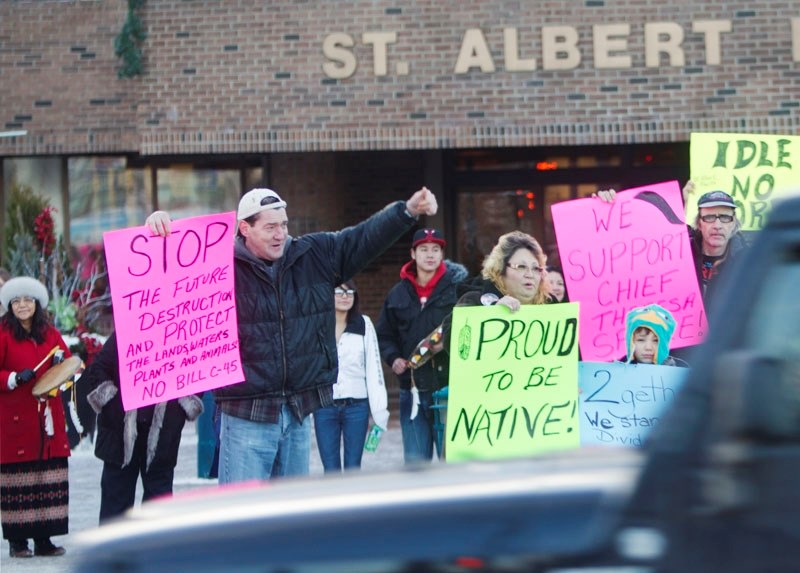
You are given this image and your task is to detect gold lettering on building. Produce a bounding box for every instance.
[319,19,800,78]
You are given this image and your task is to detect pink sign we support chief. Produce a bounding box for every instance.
[103,212,243,411]
[551,180,707,361]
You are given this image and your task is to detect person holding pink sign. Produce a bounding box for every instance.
[146,186,436,483]
[683,182,749,304]
[595,183,748,306]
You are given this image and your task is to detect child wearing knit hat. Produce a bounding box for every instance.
[624,304,680,366]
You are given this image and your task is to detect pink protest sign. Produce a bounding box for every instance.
[103,212,242,410]
[551,181,707,361]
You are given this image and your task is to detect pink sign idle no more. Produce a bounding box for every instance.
[103,212,242,410]
[551,181,707,362]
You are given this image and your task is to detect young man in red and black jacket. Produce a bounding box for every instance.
[376,229,468,463]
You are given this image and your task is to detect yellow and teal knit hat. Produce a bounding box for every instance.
[625,304,676,364]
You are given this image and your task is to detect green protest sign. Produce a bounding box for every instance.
[446,303,580,462]
[689,132,800,231]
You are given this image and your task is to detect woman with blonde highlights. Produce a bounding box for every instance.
[442,231,555,354]
[471,230,553,310]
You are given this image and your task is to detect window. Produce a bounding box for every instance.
[156,166,240,220]
[69,157,152,250]
[4,157,64,234]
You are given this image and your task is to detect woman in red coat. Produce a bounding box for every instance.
[0,277,71,558]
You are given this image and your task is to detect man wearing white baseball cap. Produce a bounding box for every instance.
[147,185,437,483]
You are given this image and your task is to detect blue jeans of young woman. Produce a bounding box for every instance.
[218,406,310,484]
[399,388,440,463]
[313,398,370,472]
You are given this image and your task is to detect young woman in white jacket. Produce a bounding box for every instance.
[314,281,389,472]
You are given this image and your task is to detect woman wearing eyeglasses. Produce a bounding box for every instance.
[313,281,389,472]
[0,277,72,558]
[455,230,556,312]
[441,231,555,380]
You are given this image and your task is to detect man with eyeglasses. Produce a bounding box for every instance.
[596,185,748,305]
[689,189,748,302]
[147,186,437,483]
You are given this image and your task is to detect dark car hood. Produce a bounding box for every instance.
[72,448,643,572]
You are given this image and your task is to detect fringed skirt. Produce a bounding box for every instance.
[0,458,69,540]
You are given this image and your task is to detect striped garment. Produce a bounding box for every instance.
[0,458,68,540]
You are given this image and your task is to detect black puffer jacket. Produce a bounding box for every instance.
[376,260,469,392]
[215,201,415,401]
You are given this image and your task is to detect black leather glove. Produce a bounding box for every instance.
[53,351,65,366]
[16,369,36,385]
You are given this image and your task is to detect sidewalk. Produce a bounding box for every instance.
[0,420,407,573]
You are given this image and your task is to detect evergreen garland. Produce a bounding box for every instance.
[114,0,146,78]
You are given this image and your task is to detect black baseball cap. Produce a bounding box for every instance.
[697,190,735,209]
[412,228,445,248]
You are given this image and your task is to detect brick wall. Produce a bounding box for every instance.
[0,0,138,153]
[2,0,798,156]
[269,150,430,321]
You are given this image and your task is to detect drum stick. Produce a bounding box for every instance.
[32,346,60,373]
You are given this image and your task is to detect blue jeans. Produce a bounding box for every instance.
[218,406,310,484]
[399,388,440,463]
[314,398,370,473]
